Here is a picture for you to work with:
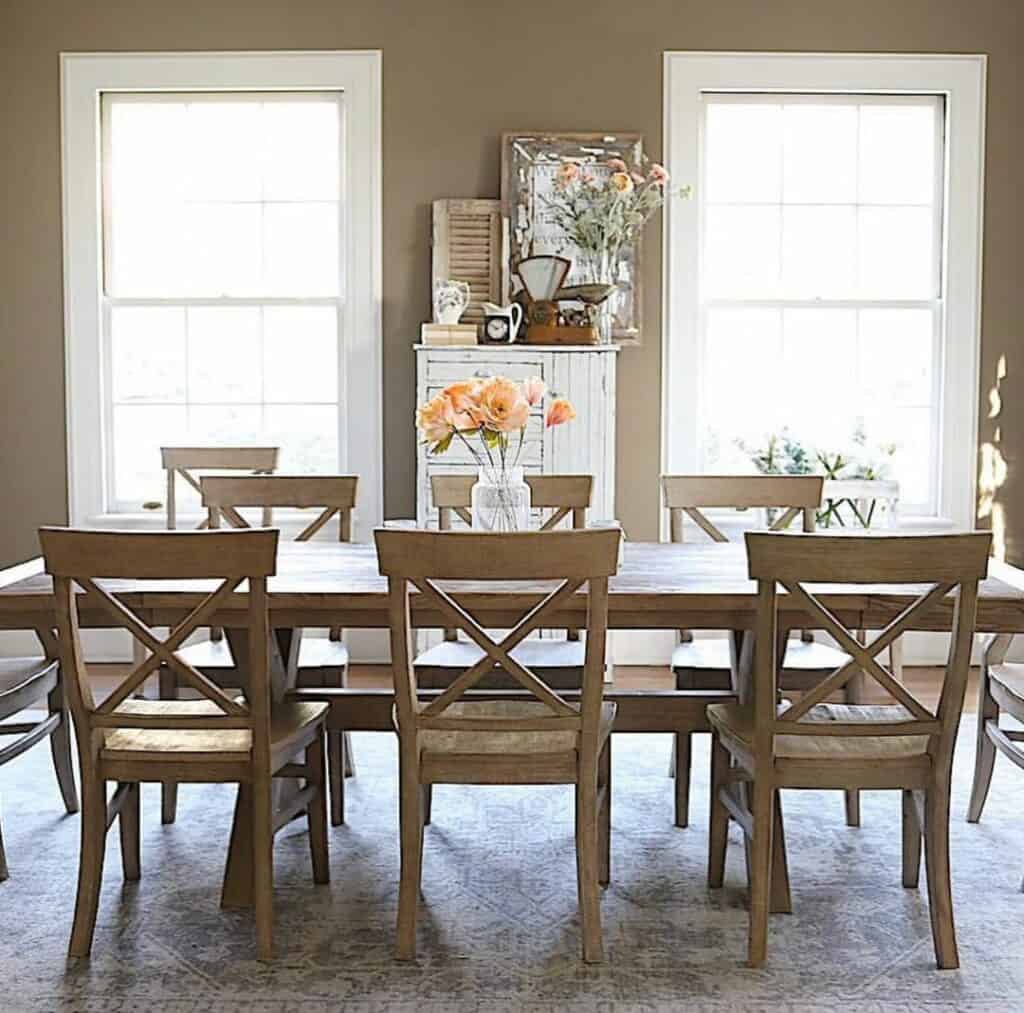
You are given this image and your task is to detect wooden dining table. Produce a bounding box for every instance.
[3,538,1024,906]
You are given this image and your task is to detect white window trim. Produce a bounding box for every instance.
[61,50,383,539]
[662,52,987,529]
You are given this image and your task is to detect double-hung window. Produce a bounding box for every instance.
[663,54,986,527]
[102,92,343,513]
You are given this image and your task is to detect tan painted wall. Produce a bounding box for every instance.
[2,1,1021,564]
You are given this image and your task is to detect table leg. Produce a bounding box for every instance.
[220,626,302,908]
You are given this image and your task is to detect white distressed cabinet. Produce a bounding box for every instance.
[415,344,619,528]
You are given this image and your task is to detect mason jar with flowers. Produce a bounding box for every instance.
[416,376,576,531]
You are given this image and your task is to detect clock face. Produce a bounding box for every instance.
[485,317,510,341]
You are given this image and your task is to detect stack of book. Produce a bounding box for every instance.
[420,322,479,346]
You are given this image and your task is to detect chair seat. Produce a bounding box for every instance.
[177,637,349,672]
[707,701,929,762]
[673,637,849,674]
[990,663,1024,711]
[414,700,616,756]
[101,698,328,764]
[414,638,586,691]
[0,657,58,699]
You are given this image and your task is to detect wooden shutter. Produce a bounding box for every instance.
[431,199,503,323]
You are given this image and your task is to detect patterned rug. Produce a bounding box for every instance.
[1,719,1022,1013]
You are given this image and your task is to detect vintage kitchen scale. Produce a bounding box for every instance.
[515,255,615,345]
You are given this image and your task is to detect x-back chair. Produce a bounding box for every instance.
[40,526,329,960]
[967,631,1024,888]
[0,638,79,880]
[160,474,359,827]
[415,473,594,690]
[708,531,989,968]
[663,475,864,827]
[376,526,620,962]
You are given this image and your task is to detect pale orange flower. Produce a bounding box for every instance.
[649,163,669,185]
[477,376,531,432]
[522,376,547,407]
[556,162,580,186]
[606,157,627,172]
[546,398,576,428]
[416,394,454,444]
[610,171,634,194]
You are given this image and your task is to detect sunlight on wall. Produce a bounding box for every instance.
[978,353,1008,560]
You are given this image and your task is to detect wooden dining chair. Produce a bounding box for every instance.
[707,531,989,968]
[40,526,329,960]
[160,474,358,827]
[0,642,79,880]
[415,473,594,690]
[663,475,863,828]
[967,632,1024,886]
[376,526,620,962]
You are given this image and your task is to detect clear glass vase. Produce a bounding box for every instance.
[579,246,616,344]
[471,466,531,532]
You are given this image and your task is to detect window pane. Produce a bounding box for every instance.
[858,308,933,407]
[262,204,340,296]
[111,307,186,403]
[264,307,338,403]
[780,309,859,450]
[703,206,781,298]
[262,102,340,201]
[266,405,338,473]
[184,203,263,297]
[704,103,782,203]
[782,104,857,204]
[703,309,782,467]
[188,405,263,445]
[858,206,935,299]
[113,405,187,506]
[184,102,263,202]
[859,102,939,205]
[781,206,857,298]
[187,307,262,403]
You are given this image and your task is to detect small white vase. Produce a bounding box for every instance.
[471,466,531,532]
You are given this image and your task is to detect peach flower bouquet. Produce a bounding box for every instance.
[416,375,576,529]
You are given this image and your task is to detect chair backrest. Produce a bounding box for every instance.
[431,473,593,642]
[201,475,358,542]
[745,531,990,775]
[39,527,278,769]
[375,528,619,743]
[161,447,279,530]
[431,474,593,531]
[662,475,823,543]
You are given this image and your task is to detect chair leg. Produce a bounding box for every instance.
[708,732,729,888]
[923,786,959,969]
[306,733,330,885]
[843,676,862,828]
[902,789,922,888]
[747,779,774,969]
[251,777,275,961]
[598,739,611,887]
[575,761,604,963]
[158,666,179,824]
[421,785,433,826]
[119,783,141,882]
[673,732,692,828]
[770,791,792,915]
[396,745,423,961]
[328,731,345,827]
[967,671,999,823]
[343,732,356,778]
[48,684,79,814]
[0,814,8,882]
[69,775,108,958]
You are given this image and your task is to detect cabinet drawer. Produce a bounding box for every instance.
[425,356,546,384]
